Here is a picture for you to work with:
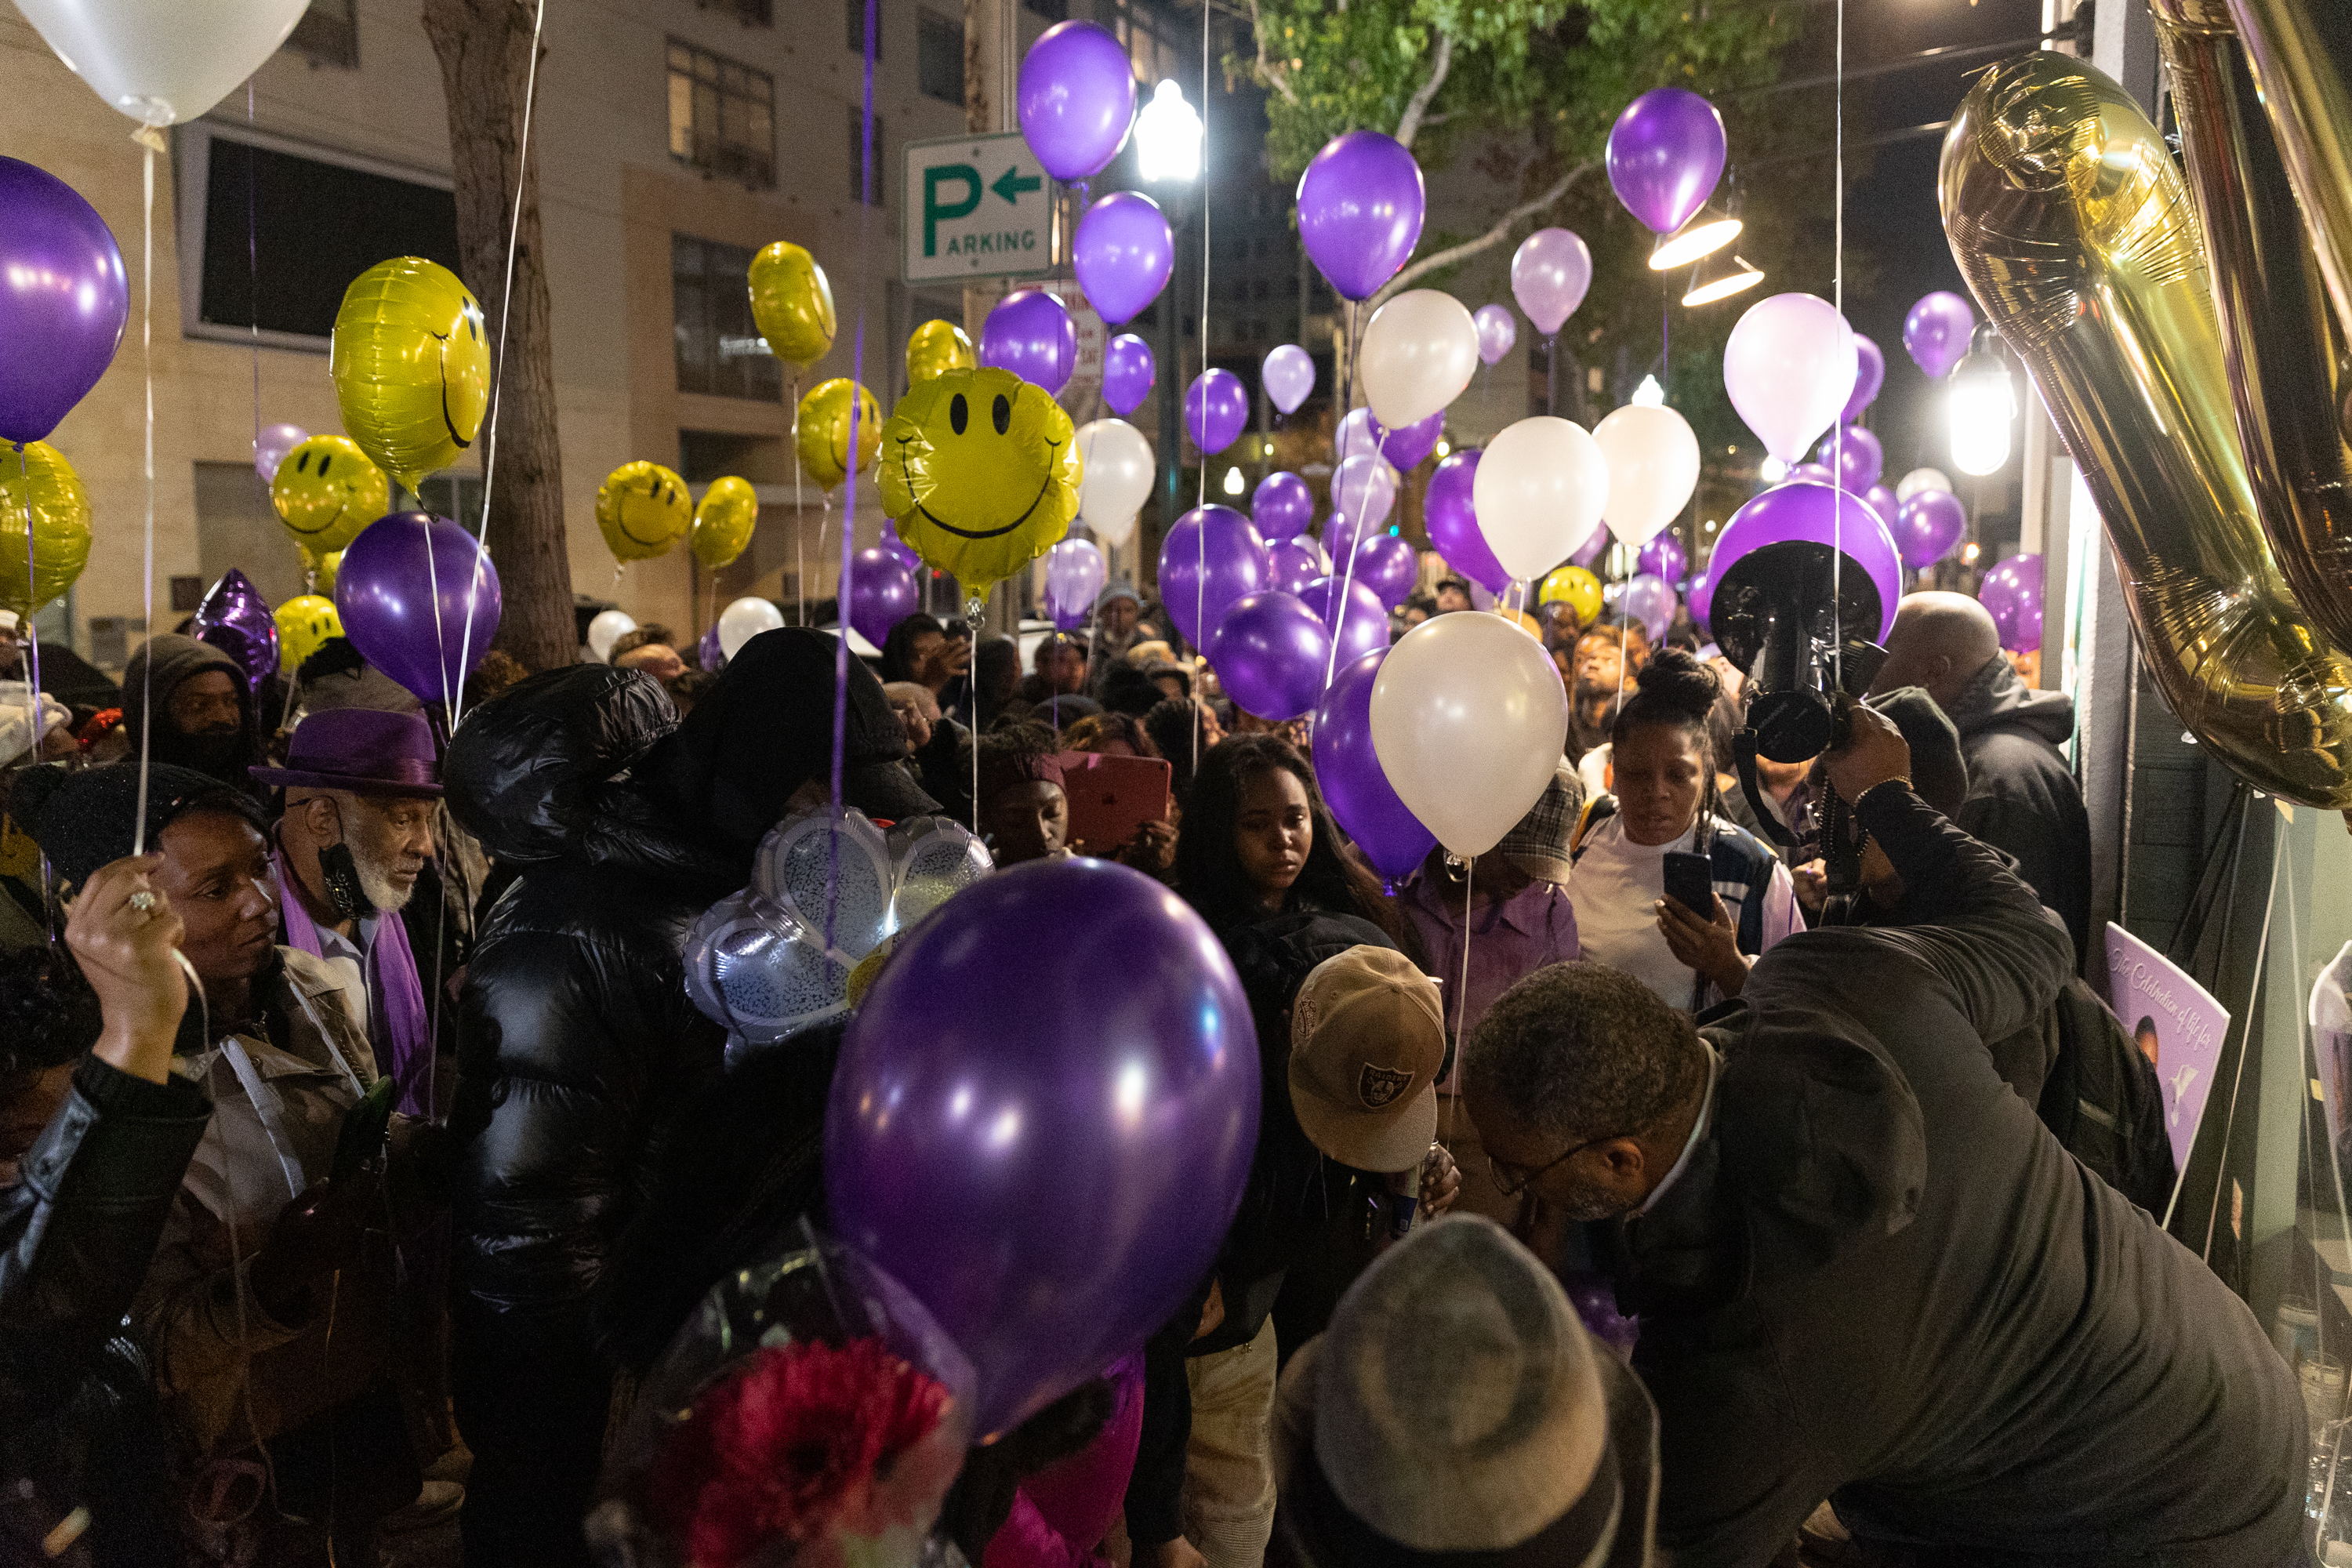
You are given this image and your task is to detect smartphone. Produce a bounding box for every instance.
[1055,751,1172,856]
[1662,850,1715,916]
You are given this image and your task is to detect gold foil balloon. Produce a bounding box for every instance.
[0,441,90,615]
[597,460,692,563]
[906,319,976,386]
[1941,52,2352,807]
[328,257,491,491]
[271,435,390,552]
[796,379,880,492]
[303,547,344,597]
[692,475,760,569]
[880,366,1081,600]
[749,241,837,369]
[1537,564,1603,626]
[2220,0,2352,350]
[275,593,343,670]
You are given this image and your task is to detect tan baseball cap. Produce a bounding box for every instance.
[1289,946,1445,1174]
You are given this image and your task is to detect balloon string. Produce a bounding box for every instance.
[1320,301,1367,691]
[452,0,546,728]
[133,133,157,858]
[18,446,41,787]
[1831,0,1846,678]
[248,84,263,549]
[793,374,807,630]
[1444,852,1474,1154]
[829,0,877,966]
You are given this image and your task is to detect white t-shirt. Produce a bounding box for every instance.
[1568,814,1702,1007]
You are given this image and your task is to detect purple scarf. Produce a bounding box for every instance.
[273,845,432,1117]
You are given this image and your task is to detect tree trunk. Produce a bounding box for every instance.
[422,0,575,673]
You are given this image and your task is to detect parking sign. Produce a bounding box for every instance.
[902,131,1055,285]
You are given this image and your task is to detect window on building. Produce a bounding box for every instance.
[284,0,359,68]
[701,0,773,22]
[668,40,775,188]
[917,12,964,104]
[1025,0,1069,18]
[847,0,881,56]
[674,234,784,401]
[416,474,486,535]
[848,108,887,205]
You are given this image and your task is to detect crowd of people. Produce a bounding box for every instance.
[0,570,2308,1568]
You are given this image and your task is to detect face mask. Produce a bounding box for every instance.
[319,841,371,920]
[168,725,250,780]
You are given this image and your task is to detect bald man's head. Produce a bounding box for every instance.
[1870,592,2004,710]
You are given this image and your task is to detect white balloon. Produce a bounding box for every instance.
[1593,404,1700,548]
[717,596,786,661]
[1370,612,1569,858]
[1895,466,1955,502]
[1075,419,1154,545]
[16,0,310,126]
[1470,416,1609,582]
[586,609,637,662]
[1358,289,1479,430]
[1722,292,1858,463]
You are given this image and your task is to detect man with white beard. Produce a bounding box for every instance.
[254,709,441,1115]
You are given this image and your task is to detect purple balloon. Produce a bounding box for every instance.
[1262,344,1315,416]
[1330,452,1397,528]
[1352,531,1418,608]
[1904,290,1976,379]
[848,546,920,648]
[192,568,280,695]
[0,158,129,445]
[699,621,724,670]
[1621,572,1676,643]
[1473,304,1517,366]
[1686,567,1716,633]
[335,511,502,706]
[1979,552,2045,652]
[1313,648,1436,885]
[1890,488,1967,571]
[1210,590,1333,721]
[879,521,921,572]
[1606,88,1727,235]
[1708,481,1902,642]
[1016,20,1138,182]
[1073,191,1172,326]
[1423,448,1507,594]
[1103,333,1155,417]
[826,856,1259,1436]
[1298,575,1392,669]
[1842,336,1886,422]
[1044,537,1109,630]
[1185,368,1250,454]
[981,289,1076,395]
[1816,424,1883,492]
[1572,528,1609,568]
[1158,504,1267,646]
[255,422,307,482]
[1862,484,1899,528]
[1296,129,1425,302]
[1637,534,1686,584]
[1783,461,1837,487]
[1265,539,1322,595]
[1511,228,1593,337]
[1372,410,1443,473]
[1252,470,1314,541]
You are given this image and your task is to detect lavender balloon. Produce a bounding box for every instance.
[848,546,920,648]
[1637,534,1686,584]
[699,621,724,670]
[336,510,502,706]
[1473,304,1517,366]
[982,289,1077,395]
[1210,590,1333,721]
[1904,291,1976,379]
[192,568,280,695]
[1016,20,1138,182]
[0,158,129,444]
[1862,484,1899,529]
[1621,572,1676,643]
[255,423,307,482]
[1979,553,2045,652]
[1313,648,1436,885]
[1606,89,1727,234]
[1372,410,1444,472]
[1816,425,1883,492]
[1296,129,1425,302]
[826,856,1259,1436]
[1890,488,1966,570]
[1044,538,1108,630]
[1511,228,1593,336]
[1252,470,1314,541]
[1265,539,1322,595]
[1073,191,1172,325]
[1298,575,1392,669]
[1158,504,1267,647]
[1423,448,1506,594]
[1185,368,1249,453]
[1332,452,1399,529]
[1352,532,1418,609]
[1334,407,1378,463]
[1842,336,1886,422]
[1708,481,1901,642]
[1262,344,1315,416]
[1103,333,1155,416]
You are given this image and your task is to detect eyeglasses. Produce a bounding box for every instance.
[1487,1134,1613,1199]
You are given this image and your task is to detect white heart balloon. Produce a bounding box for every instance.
[1370,612,1569,858]
[717,596,786,661]
[16,0,311,126]
[1470,416,1609,583]
[1593,404,1700,548]
[1075,419,1153,546]
[1358,289,1479,430]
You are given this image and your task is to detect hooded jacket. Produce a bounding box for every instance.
[1940,655,2091,960]
[120,634,258,789]
[1610,787,2303,1566]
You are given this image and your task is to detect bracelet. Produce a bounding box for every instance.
[1852,778,1915,813]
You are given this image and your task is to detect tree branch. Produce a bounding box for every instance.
[1392,32,1451,151]
[1368,160,1592,309]
[1245,0,1301,105]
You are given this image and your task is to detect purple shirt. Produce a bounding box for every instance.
[1402,873,1581,1092]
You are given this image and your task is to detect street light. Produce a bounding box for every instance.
[1631,374,1666,407]
[1650,202,1742,270]
[1682,252,1765,307]
[1135,80,1203,184]
[1138,79,1204,568]
[1948,321,2016,476]
[1222,466,1244,495]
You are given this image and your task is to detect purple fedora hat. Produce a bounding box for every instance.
[252,709,441,797]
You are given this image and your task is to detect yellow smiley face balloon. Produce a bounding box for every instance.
[1538,564,1603,627]
[272,436,391,553]
[275,594,344,670]
[906,319,976,386]
[329,257,492,492]
[880,367,1082,599]
[597,460,693,563]
[0,441,91,616]
[692,475,760,570]
[302,547,344,597]
[796,379,881,492]
[749,241,837,369]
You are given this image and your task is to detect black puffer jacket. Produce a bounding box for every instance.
[1942,655,2092,962]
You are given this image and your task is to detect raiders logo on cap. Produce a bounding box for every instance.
[1358,1063,1415,1110]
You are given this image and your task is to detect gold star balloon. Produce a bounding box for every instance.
[0,441,90,616]
[750,241,837,370]
[692,475,760,570]
[796,379,880,492]
[597,460,693,564]
[880,367,1081,601]
[271,435,390,553]
[328,257,491,492]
